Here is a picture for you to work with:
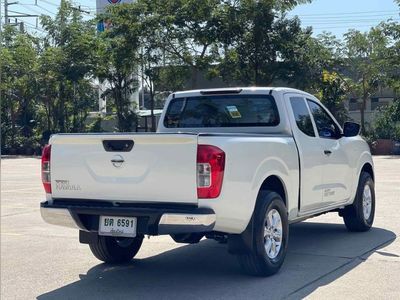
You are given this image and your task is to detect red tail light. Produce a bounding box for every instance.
[41,145,52,193]
[197,145,225,199]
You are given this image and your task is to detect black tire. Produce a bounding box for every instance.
[89,235,143,263]
[343,171,375,232]
[238,191,289,276]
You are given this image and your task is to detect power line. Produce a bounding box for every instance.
[302,18,400,26]
[2,0,42,33]
[37,0,59,8]
[15,3,51,16]
[298,13,399,20]
[291,9,399,17]
[17,3,56,16]
[314,24,391,30]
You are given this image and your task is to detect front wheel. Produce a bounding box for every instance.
[89,235,143,263]
[342,171,375,232]
[237,191,289,276]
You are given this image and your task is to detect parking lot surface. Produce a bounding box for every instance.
[1,156,399,299]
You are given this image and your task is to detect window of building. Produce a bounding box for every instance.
[371,97,393,110]
[349,98,360,111]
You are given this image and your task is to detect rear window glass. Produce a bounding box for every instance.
[164,95,280,128]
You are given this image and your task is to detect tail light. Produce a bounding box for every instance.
[197,145,225,199]
[41,145,52,193]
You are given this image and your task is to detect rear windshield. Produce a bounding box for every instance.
[164,95,280,128]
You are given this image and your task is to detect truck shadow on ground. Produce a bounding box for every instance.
[38,222,396,300]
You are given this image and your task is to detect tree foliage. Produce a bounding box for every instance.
[1,0,99,153]
[341,27,390,133]
[1,27,39,153]
[40,0,99,133]
[96,3,143,132]
[1,0,400,153]
[372,99,400,140]
[216,1,314,86]
[316,71,348,124]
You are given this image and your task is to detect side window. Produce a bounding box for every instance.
[290,97,315,137]
[307,100,340,139]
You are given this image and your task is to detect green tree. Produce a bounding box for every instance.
[100,1,188,131]
[1,26,39,153]
[372,99,400,140]
[138,0,189,129]
[295,33,342,91]
[40,0,99,133]
[316,70,348,124]
[380,21,400,93]
[342,27,389,134]
[143,0,227,89]
[96,3,142,132]
[216,0,312,86]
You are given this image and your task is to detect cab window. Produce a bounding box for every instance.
[290,97,315,137]
[164,95,280,128]
[307,100,341,139]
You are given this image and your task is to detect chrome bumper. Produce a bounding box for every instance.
[40,201,216,234]
[158,213,216,234]
[40,206,80,229]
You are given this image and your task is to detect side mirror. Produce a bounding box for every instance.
[343,122,360,137]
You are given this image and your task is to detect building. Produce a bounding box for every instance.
[346,88,396,128]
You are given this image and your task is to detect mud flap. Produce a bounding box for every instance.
[227,218,255,254]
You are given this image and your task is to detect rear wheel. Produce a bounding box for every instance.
[342,171,375,232]
[238,191,288,276]
[89,235,143,263]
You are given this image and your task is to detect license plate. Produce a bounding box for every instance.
[99,216,137,238]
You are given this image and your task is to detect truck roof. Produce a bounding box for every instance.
[172,87,315,100]
[158,87,319,135]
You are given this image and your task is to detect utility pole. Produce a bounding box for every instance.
[4,0,7,24]
[4,0,19,25]
[3,0,19,45]
[71,5,90,15]
[5,0,9,25]
[3,1,39,32]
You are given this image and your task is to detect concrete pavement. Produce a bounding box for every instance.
[1,157,399,299]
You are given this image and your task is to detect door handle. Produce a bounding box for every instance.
[103,140,134,152]
[324,150,332,155]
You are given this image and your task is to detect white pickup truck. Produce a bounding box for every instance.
[40,87,375,276]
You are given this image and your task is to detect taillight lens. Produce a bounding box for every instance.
[197,145,225,199]
[41,145,52,193]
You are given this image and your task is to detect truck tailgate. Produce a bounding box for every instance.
[50,133,198,204]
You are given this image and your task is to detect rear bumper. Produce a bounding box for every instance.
[40,200,216,235]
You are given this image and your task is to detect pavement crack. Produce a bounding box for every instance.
[1,210,39,217]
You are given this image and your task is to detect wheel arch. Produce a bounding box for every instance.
[228,174,288,255]
[350,153,374,203]
[361,162,374,181]
[257,175,287,207]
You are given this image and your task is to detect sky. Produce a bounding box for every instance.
[288,0,400,38]
[1,0,399,39]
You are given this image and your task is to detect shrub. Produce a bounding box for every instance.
[372,99,400,140]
